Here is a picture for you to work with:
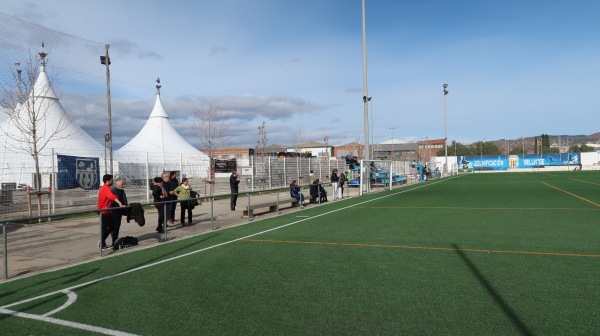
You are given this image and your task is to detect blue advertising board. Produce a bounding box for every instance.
[458,153,579,171]
[57,155,100,190]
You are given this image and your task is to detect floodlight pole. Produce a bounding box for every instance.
[389,127,395,160]
[362,0,370,161]
[103,44,113,174]
[443,84,448,176]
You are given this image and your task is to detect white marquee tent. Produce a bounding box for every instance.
[0,54,105,190]
[115,86,209,182]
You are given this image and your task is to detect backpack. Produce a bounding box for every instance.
[112,236,139,250]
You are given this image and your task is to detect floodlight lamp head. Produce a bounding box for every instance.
[443,83,448,89]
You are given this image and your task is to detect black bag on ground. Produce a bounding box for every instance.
[113,236,139,250]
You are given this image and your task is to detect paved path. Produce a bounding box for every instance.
[1,188,363,281]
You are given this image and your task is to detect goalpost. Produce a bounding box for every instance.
[357,159,406,196]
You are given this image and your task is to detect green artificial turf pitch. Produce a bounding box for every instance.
[1,171,599,335]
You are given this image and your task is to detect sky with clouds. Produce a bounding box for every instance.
[1,0,599,149]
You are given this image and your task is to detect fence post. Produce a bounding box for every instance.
[145,151,150,203]
[3,222,7,280]
[389,161,394,190]
[164,203,169,241]
[283,157,287,186]
[268,157,272,189]
[276,192,280,214]
[99,213,104,257]
[247,193,251,223]
[251,156,255,191]
[210,197,214,230]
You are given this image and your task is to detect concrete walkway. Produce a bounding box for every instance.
[1,188,363,281]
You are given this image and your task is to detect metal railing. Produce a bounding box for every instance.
[1,177,415,280]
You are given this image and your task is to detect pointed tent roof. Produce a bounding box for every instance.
[0,53,105,185]
[1,55,104,154]
[116,85,209,164]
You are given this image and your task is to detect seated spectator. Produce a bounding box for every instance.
[318,180,328,203]
[310,179,320,200]
[290,180,306,208]
[370,161,378,173]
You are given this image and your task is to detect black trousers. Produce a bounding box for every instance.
[156,205,165,229]
[111,212,123,245]
[169,200,177,221]
[230,192,238,210]
[101,213,115,247]
[180,201,193,223]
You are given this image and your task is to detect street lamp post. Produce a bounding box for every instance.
[443,84,448,175]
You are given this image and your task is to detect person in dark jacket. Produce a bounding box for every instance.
[290,180,305,208]
[318,181,328,203]
[230,171,240,211]
[110,179,128,247]
[167,171,179,224]
[310,179,320,200]
[331,169,340,201]
[153,177,169,233]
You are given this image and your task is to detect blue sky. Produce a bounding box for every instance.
[1,0,599,149]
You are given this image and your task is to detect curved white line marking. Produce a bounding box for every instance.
[42,290,78,317]
[0,307,139,336]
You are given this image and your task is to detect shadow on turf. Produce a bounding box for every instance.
[0,268,100,322]
[452,244,534,336]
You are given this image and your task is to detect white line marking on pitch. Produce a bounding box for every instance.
[0,307,139,336]
[42,290,78,317]
[0,178,454,333]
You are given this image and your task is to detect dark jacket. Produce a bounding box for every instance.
[338,173,347,187]
[168,177,179,199]
[152,183,168,205]
[331,173,339,183]
[310,182,319,198]
[126,203,146,227]
[111,187,128,216]
[230,174,240,192]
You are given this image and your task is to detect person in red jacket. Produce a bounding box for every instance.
[97,174,123,249]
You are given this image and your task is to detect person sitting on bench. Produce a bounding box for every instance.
[290,180,306,208]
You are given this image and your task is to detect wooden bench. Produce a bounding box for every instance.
[242,195,319,217]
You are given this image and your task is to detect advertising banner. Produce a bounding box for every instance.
[57,155,100,190]
[458,153,580,171]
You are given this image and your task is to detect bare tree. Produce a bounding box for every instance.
[254,121,268,189]
[255,121,268,158]
[0,51,72,217]
[192,104,230,194]
[290,126,305,154]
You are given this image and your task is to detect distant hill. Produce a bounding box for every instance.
[472,134,597,153]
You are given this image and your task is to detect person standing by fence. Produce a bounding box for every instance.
[111,178,128,247]
[167,171,179,224]
[338,171,347,199]
[152,177,169,233]
[173,178,194,226]
[331,169,340,200]
[97,174,123,249]
[230,171,240,211]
